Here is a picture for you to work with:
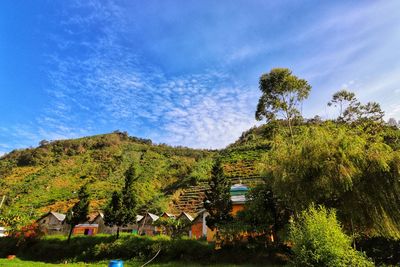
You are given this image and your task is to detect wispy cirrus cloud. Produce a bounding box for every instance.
[2,0,400,152]
[33,0,260,149]
[33,0,400,148]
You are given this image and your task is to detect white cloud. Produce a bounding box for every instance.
[41,6,260,149]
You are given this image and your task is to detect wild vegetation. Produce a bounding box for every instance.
[1,68,400,266]
[0,132,216,228]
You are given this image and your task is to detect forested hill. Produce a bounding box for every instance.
[0,129,266,225]
[1,121,400,238]
[0,132,216,221]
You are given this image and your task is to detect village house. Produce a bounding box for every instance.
[190,209,209,240]
[137,212,160,235]
[37,211,68,235]
[89,212,120,234]
[35,183,248,239]
[73,223,99,235]
[176,211,194,237]
[230,183,248,215]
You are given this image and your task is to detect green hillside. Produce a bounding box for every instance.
[0,132,216,223]
[2,121,400,238]
[0,129,269,226]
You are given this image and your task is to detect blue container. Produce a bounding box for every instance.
[108,259,124,267]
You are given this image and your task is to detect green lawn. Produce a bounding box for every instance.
[0,258,276,267]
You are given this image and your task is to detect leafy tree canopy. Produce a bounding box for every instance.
[255,68,311,137]
[260,123,400,238]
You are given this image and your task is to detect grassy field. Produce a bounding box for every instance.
[0,258,277,267]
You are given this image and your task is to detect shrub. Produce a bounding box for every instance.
[11,222,44,246]
[289,204,373,267]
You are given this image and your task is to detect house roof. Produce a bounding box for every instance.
[148,212,159,221]
[177,211,194,222]
[89,212,104,223]
[161,212,176,218]
[75,224,99,227]
[136,215,144,222]
[192,209,208,221]
[52,212,66,221]
[230,184,248,196]
[137,212,159,223]
[37,211,66,222]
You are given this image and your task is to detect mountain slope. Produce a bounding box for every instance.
[0,132,215,222]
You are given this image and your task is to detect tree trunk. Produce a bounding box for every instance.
[116,226,120,239]
[67,225,74,243]
[288,118,294,144]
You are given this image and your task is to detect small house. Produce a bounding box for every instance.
[90,212,116,234]
[137,212,160,235]
[190,209,209,240]
[230,184,248,215]
[37,211,68,235]
[119,214,144,234]
[73,223,99,235]
[176,211,194,237]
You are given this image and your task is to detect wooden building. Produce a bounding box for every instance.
[37,211,68,235]
[137,212,160,235]
[176,211,194,237]
[190,209,208,240]
[73,223,99,235]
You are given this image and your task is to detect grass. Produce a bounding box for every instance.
[0,258,107,266]
[0,258,279,266]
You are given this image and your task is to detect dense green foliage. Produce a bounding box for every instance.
[0,132,216,226]
[256,68,311,139]
[204,159,232,230]
[236,185,289,243]
[104,165,138,238]
[103,191,123,237]
[259,122,400,238]
[289,205,373,267]
[154,217,192,238]
[0,235,288,265]
[120,165,138,226]
[66,184,90,242]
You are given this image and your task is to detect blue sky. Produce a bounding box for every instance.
[1,0,400,154]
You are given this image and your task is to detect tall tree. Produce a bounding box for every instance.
[104,191,124,238]
[204,158,232,230]
[260,124,400,238]
[66,184,90,243]
[255,68,311,138]
[120,164,138,227]
[359,101,384,123]
[237,185,289,244]
[328,90,360,121]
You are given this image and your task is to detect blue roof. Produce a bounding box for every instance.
[230,184,248,191]
[230,184,248,196]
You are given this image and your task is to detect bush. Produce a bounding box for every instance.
[289,205,373,267]
[356,236,400,266]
